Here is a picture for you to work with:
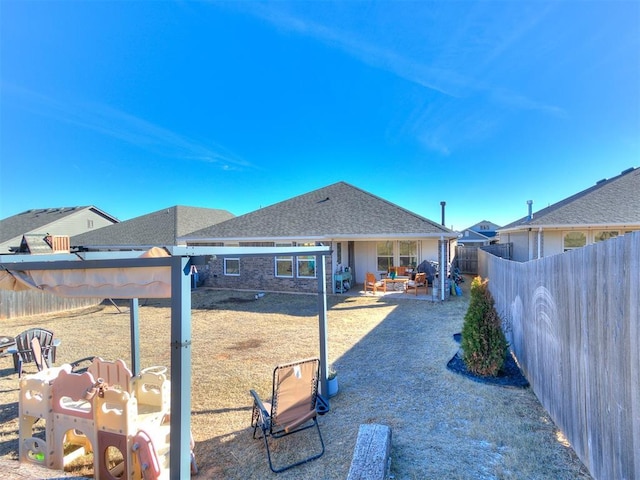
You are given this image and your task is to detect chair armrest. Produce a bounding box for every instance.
[70,356,95,373]
[43,340,61,365]
[250,389,270,418]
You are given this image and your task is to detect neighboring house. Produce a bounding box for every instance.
[181,181,458,294]
[71,205,234,248]
[458,229,492,246]
[466,220,500,241]
[498,167,640,262]
[0,206,119,254]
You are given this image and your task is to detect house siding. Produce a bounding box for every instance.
[503,232,531,262]
[199,238,449,293]
[544,231,563,256]
[504,227,640,261]
[352,239,442,280]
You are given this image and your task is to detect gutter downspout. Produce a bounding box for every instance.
[527,200,534,261]
[537,227,542,259]
[440,235,445,301]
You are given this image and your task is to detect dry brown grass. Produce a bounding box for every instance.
[0,282,592,479]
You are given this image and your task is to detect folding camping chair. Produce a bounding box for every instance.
[250,358,325,473]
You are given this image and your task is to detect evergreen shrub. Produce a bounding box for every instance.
[461,276,508,376]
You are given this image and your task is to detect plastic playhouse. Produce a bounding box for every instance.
[18,357,197,479]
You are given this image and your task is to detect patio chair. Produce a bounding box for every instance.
[10,328,61,378]
[250,358,325,473]
[406,272,428,295]
[364,272,386,294]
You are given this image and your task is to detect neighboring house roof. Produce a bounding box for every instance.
[465,220,500,238]
[0,206,118,244]
[182,181,456,242]
[499,167,640,233]
[0,206,119,253]
[458,229,492,244]
[71,205,235,247]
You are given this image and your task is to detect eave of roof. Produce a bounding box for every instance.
[498,221,640,234]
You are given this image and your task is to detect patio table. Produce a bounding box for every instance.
[383,277,409,291]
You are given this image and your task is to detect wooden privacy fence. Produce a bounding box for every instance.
[0,290,102,320]
[455,243,512,275]
[478,231,639,480]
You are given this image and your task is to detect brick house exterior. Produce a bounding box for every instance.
[182,182,458,294]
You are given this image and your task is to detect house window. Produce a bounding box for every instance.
[399,241,418,268]
[275,242,293,278]
[275,256,293,277]
[563,231,586,251]
[594,231,618,242]
[336,243,342,264]
[297,256,316,278]
[376,241,394,272]
[224,258,240,276]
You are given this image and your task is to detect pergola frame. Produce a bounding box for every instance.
[0,245,332,479]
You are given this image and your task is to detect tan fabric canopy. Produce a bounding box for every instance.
[0,247,171,298]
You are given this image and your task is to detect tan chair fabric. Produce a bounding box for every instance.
[250,358,324,472]
[272,360,318,430]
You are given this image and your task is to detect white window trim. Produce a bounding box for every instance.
[224,258,240,276]
[296,256,317,279]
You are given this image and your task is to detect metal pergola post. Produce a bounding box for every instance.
[317,254,329,398]
[169,255,193,479]
[0,244,332,479]
[129,298,140,375]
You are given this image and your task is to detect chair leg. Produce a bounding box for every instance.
[262,419,325,473]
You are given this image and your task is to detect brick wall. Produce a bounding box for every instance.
[202,256,333,294]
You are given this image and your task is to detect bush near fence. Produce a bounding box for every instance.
[478,231,639,480]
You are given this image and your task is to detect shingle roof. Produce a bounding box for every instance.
[183,182,455,241]
[71,205,234,247]
[500,167,640,231]
[0,207,117,243]
[459,230,491,243]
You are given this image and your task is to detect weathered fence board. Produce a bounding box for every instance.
[0,290,102,320]
[478,231,639,480]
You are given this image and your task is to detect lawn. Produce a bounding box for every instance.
[0,286,591,479]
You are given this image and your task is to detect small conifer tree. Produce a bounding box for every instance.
[461,276,508,376]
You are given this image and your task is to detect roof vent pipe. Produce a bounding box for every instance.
[440,201,446,226]
[527,200,533,220]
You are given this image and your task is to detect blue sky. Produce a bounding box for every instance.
[1,1,638,231]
